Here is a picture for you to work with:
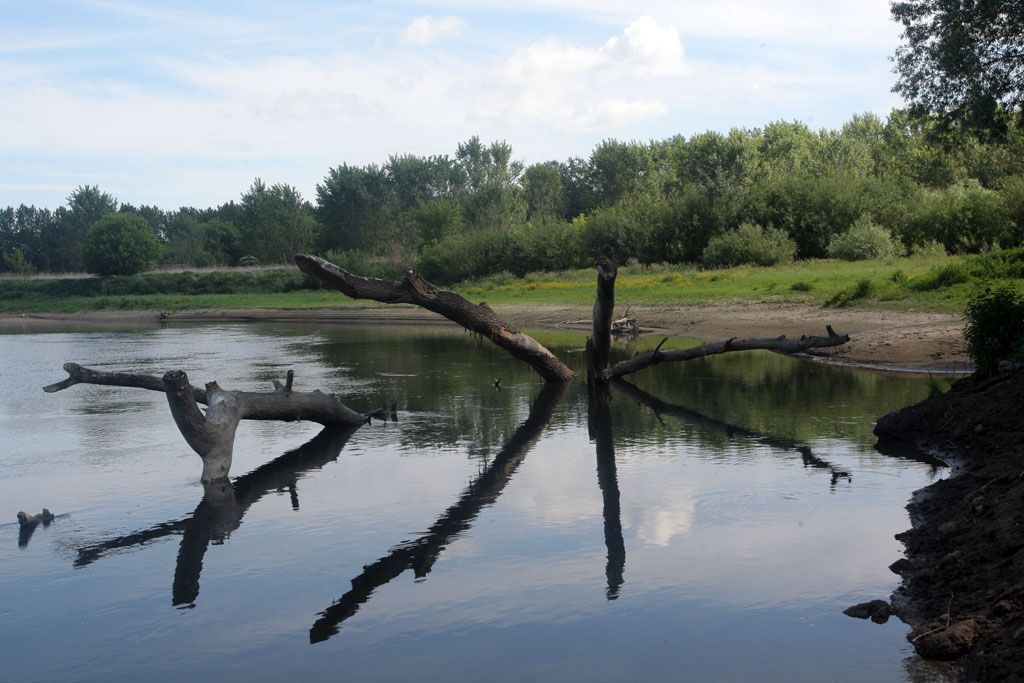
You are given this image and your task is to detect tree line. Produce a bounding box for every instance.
[2,111,1023,281]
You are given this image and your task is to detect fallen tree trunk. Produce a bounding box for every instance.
[604,327,851,381]
[44,363,377,482]
[295,254,575,383]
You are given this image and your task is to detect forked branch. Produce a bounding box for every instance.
[44,363,375,482]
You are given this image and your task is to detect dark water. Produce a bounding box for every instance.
[0,322,951,682]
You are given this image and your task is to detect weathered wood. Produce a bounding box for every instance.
[45,363,372,482]
[590,246,617,377]
[604,326,851,380]
[294,254,575,382]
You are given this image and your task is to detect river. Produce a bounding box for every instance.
[0,322,952,681]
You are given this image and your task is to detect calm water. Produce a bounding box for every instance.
[0,322,950,682]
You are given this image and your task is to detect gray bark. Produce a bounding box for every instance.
[294,254,575,382]
[45,363,375,482]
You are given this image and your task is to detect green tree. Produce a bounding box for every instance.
[523,162,566,220]
[83,213,158,276]
[52,186,118,272]
[892,0,1024,132]
[239,179,320,263]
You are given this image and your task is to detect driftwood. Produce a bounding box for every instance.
[295,255,575,382]
[310,382,567,643]
[44,363,376,482]
[604,327,850,381]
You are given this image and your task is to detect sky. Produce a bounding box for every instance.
[0,0,906,210]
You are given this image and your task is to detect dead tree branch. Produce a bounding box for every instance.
[44,363,372,481]
[294,254,575,383]
[604,326,850,381]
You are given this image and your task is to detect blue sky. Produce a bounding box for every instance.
[0,0,904,209]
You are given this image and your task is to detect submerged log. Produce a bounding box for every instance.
[294,254,575,383]
[44,363,375,482]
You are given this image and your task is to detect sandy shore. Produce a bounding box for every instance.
[0,302,969,372]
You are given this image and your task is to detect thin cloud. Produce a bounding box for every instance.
[401,16,467,45]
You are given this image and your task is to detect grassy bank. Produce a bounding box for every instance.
[2,250,1021,315]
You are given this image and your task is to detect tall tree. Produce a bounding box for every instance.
[892,0,1024,132]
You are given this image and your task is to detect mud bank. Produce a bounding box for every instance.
[0,302,969,372]
[875,365,1024,681]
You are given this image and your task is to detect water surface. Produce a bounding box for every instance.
[0,322,949,681]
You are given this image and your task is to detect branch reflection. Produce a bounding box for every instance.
[74,426,358,606]
[587,392,625,600]
[612,379,853,489]
[309,382,567,644]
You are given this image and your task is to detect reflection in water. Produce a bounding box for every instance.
[309,382,567,644]
[587,394,626,600]
[613,379,853,490]
[75,426,358,605]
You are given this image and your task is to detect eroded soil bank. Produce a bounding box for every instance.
[0,301,969,372]
[875,365,1024,681]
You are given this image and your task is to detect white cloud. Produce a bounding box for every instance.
[474,16,685,132]
[401,15,467,45]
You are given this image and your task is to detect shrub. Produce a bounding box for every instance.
[964,284,1024,375]
[790,281,813,292]
[702,223,797,268]
[83,213,158,276]
[324,249,405,280]
[827,215,904,261]
[911,240,947,258]
[238,255,259,267]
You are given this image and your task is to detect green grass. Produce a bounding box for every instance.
[2,250,1021,315]
[454,254,970,312]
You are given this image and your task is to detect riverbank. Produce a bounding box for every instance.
[875,365,1024,680]
[0,301,969,372]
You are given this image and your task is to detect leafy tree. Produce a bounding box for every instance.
[523,162,566,220]
[589,139,649,206]
[892,0,1024,132]
[316,164,391,252]
[51,186,118,272]
[239,179,320,263]
[83,213,158,276]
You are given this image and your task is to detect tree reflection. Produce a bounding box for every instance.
[587,392,625,600]
[612,379,854,490]
[74,426,358,606]
[309,382,567,644]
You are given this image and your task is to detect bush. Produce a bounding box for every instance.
[910,240,947,258]
[964,284,1024,375]
[83,213,159,276]
[702,223,797,268]
[827,215,904,261]
[324,249,405,280]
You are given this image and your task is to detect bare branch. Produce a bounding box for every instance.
[295,254,575,382]
[605,328,851,380]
